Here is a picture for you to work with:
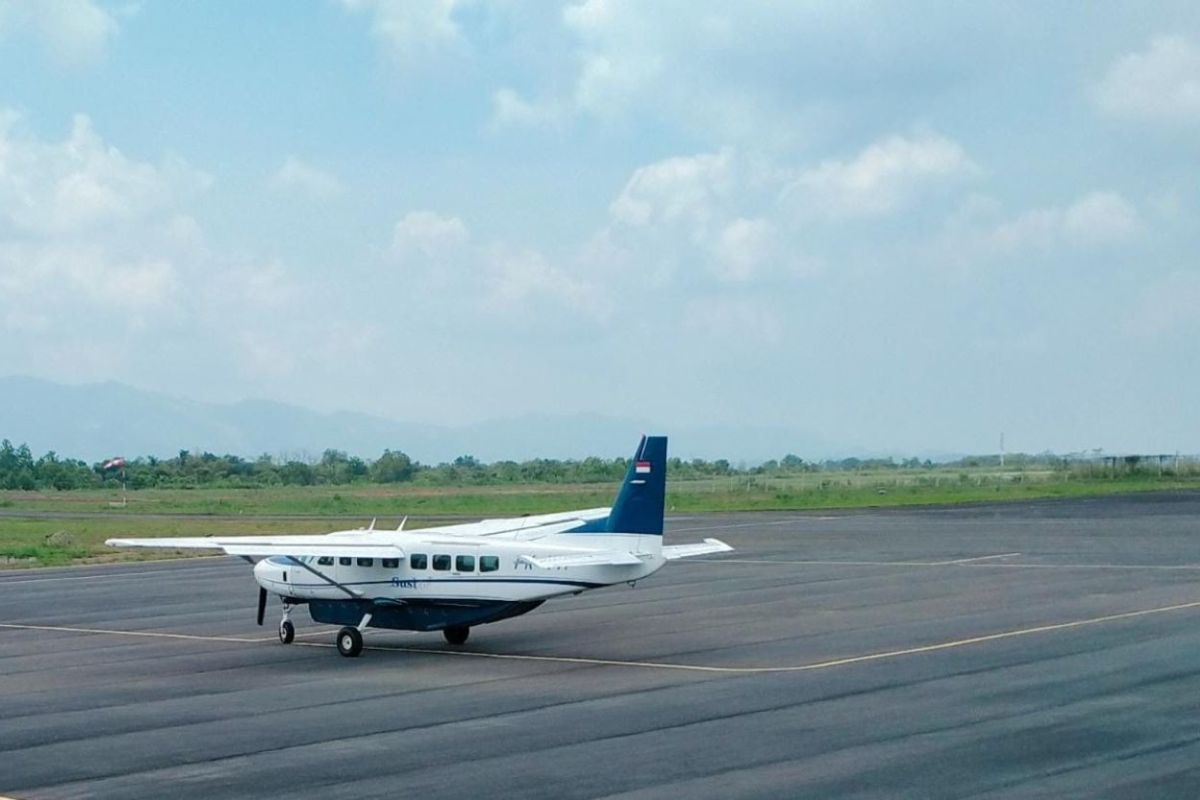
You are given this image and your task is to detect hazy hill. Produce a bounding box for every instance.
[0,376,844,464]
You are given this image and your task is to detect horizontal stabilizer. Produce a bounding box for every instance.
[517,551,644,569]
[105,536,405,559]
[661,538,733,560]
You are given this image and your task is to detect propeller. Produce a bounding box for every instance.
[256,586,267,626]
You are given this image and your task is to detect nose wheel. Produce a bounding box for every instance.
[278,603,295,644]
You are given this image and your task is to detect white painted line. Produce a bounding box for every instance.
[6,601,1198,674]
[687,558,1200,571]
[0,622,338,643]
[0,622,264,643]
[669,518,813,534]
[0,564,232,586]
[938,552,1022,565]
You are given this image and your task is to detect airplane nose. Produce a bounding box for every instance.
[253,558,284,588]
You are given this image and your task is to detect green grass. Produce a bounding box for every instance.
[2,469,1198,567]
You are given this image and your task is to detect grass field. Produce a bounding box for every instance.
[2,467,1198,567]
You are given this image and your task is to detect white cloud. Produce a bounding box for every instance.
[0,112,208,236]
[270,157,344,200]
[609,149,733,228]
[1061,191,1142,246]
[390,210,469,260]
[488,88,562,130]
[484,244,610,321]
[0,0,118,67]
[712,217,772,283]
[562,0,664,119]
[783,132,978,219]
[1094,35,1200,125]
[385,210,609,320]
[0,241,179,317]
[934,190,1144,269]
[340,0,466,65]
[989,191,1141,252]
[601,148,827,287]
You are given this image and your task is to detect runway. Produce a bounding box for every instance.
[3,493,1200,798]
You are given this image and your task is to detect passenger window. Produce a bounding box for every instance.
[432,554,451,571]
[317,556,334,566]
[410,554,428,570]
[382,558,399,569]
[480,556,499,572]
[357,557,373,567]
[456,555,475,572]
[339,557,352,566]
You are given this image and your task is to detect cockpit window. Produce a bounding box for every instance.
[317,556,334,566]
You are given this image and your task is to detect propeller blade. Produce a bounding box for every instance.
[256,587,267,626]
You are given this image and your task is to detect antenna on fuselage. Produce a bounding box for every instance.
[368,517,376,531]
[397,516,407,532]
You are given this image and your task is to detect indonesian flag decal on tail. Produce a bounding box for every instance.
[635,460,651,474]
[102,457,126,471]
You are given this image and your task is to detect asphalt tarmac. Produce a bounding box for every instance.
[3,492,1200,799]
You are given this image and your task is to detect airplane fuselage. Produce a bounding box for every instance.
[253,531,665,604]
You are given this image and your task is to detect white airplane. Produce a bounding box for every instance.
[107,436,731,657]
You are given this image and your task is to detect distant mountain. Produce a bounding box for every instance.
[0,375,847,464]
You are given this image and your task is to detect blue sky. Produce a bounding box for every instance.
[1,1,1198,455]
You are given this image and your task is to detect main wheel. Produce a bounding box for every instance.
[336,626,363,657]
[443,625,469,645]
[278,620,295,644]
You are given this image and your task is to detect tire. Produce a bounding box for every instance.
[336,626,363,657]
[278,620,295,645]
[443,625,470,645]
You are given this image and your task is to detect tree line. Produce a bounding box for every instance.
[0,440,856,490]
[1,439,1179,491]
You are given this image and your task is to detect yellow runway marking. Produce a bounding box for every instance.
[6,600,1200,674]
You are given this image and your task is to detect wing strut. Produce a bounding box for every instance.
[284,557,363,599]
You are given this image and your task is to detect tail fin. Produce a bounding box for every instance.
[607,435,667,535]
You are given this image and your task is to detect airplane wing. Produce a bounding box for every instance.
[661,538,733,560]
[422,507,611,539]
[105,535,404,559]
[516,551,645,569]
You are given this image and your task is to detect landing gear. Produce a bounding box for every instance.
[336,626,363,657]
[443,625,470,645]
[278,603,295,644]
[336,611,372,658]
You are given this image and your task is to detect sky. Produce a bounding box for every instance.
[0,1,1198,456]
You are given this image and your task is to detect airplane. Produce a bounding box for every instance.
[106,436,732,657]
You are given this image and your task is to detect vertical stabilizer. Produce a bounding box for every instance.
[606,435,667,535]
